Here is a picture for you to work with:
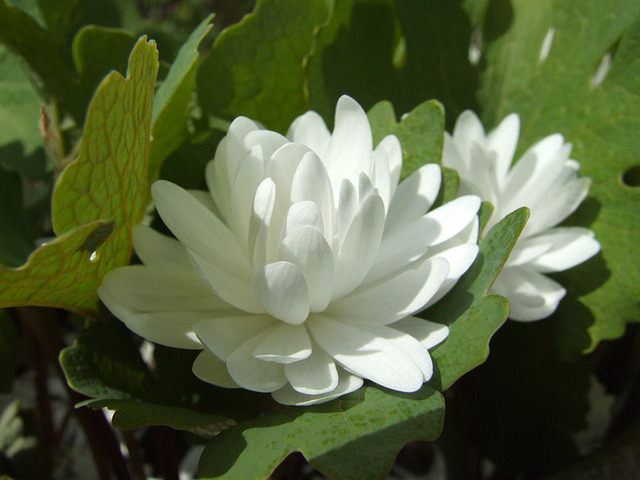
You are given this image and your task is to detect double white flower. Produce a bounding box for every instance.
[442,111,600,321]
[99,96,481,405]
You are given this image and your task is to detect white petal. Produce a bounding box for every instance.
[442,134,468,175]
[371,196,478,282]
[390,316,449,350]
[424,243,479,308]
[266,143,313,208]
[529,227,600,272]
[284,201,324,235]
[252,324,312,364]
[252,262,310,325]
[99,265,230,313]
[188,189,218,214]
[193,315,277,360]
[208,117,261,220]
[325,95,373,187]
[272,369,363,406]
[290,152,335,241]
[243,129,289,159]
[284,347,339,394]
[330,257,449,324]
[336,179,358,246]
[419,195,481,246]
[451,110,486,155]
[191,252,265,314]
[248,178,276,270]
[286,110,331,159]
[118,311,206,349]
[226,330,288,392]
[332,192,386,299]
[491,267,566,321]
[500,135,567,215]
[308,317,427,392]
[385,163,441,232]
[373,134,402,201]
[277,227,335,312]
[506,239,554,267]
[487,113,520,184]
[151,180,252,283]
[523,177,590,237]
[228,149,265,251]
[369,137,393,211]
[132,225,191,267]
[192,349,239,388]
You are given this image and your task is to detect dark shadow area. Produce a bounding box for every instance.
[622,164,640,186]
[0,142,49,180]
[462,319,591,472]
[313,2,398,128]
[481,0,514,45]
[396,0,484,129]
[561,196,602,229]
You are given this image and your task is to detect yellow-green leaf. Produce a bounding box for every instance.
[0,37,158,314]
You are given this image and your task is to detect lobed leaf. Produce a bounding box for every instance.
[367,99,445,178]
[306,0,479,129]
[197,0,330,132]
[72,25,137,116]
[0,221,113,313]
[0,37,158,314]
[60,320,237,434]
[428,207,530,391]
[198,386,445,480]
[474,0,640,352]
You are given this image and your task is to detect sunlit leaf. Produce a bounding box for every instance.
[198,386,445,480]
[473,0,640,352]
[0,37,158,314]
[197,0,330,132]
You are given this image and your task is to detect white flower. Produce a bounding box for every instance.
[442,111,600,321]
[98,96,481,406]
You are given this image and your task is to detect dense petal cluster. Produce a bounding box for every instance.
[442,111,600,321]
[99,96,481,405]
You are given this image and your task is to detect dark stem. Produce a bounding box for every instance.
[18,308,132,480]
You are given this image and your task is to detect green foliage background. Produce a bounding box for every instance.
[0,0,638,478]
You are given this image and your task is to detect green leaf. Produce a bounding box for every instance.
[475,0,640,351]
[72,25,137,115]
[0,37,158,314]
[306,0,401,122]
[367,99,460,206]
[37,0,122,57]
[198,386,445,480]
[0,45,44,161]
[0,0,78,117]
[428,207,530,390]
[0,221,112,312]
[83,399,236,437]
[148,14,214,184]
[367,99,445,178]
[60,319,158,402]
[60,320,236,434]
[306,0,478,129]
[366,97,518,389]
[197,0,331,132]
